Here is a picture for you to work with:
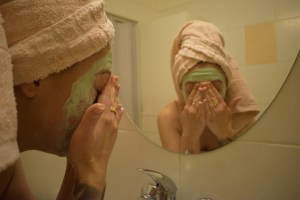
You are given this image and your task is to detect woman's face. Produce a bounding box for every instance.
[185,80,223,97]
[38,47,112,155]
[182,63,227,101]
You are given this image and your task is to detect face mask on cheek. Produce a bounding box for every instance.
[181,67,227,102]
[59,51,112,149]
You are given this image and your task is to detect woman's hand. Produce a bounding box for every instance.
[180,83,206,153]
[203,82,241,140]
[67,75,124,195]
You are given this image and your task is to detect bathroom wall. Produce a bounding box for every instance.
[20,0,300,199]
[106,0,300,199]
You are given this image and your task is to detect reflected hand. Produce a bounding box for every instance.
[203,82,241,140]
[181,83,206,141]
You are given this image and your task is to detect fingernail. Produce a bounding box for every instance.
[117,84,121,90]
[114,76,119,82]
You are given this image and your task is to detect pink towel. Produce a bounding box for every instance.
[171,20,259,113]
[0,0,114,85]
[0,11,19,172]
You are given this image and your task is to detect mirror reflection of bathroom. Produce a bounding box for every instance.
[108,15,139,126]
[106,0,300,153]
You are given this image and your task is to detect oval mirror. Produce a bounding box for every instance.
[106,0,300,154]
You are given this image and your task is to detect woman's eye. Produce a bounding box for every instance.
[212,80,223,92]
[185,82,195,93]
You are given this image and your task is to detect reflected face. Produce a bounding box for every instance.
[185,80,224,97]
[181,63,227,101]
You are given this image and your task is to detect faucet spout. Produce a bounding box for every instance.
[137,168,177,200]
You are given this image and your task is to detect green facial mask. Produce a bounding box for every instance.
[62,51,112,133]
[181,67,226,101]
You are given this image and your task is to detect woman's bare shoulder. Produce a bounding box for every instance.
[157,100,183,140]
[159,100,179,115]
[158,100,183,123]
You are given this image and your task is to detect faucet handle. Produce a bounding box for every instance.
[137,184,157,199]
[137,168,177,200]
[137,195,153,199]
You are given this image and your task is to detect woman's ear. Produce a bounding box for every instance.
[18,81,40,98]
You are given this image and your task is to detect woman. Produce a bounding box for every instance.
[0,0,124,199]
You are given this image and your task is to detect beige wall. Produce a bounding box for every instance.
[21,0,300,199]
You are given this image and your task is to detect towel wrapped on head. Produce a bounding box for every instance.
[0,0,114,85]
[171,20,259,113]
[0,0,114,171]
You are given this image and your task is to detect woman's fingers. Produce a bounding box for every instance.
[110,75,120,105]
[110,103,124,123]
[203,86,215,110]
[186,83,199,106]
[96,75,122,114]
[68,103,106,163]
[208,82,223,104]
[202,82,223,109]
[107,75,124,122]
[76,103,106,134]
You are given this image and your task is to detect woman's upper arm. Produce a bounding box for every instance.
[157,106,182,153]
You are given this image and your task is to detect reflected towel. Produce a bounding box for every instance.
[0,11,19,172]
[0,0,114,85]
[171,20,259,113]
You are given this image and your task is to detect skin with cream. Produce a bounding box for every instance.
[58,51,112,152]
[181,66,227,101]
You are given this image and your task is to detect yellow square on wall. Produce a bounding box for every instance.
[245,22,277,65]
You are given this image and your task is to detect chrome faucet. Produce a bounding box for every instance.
[137,168,177,200]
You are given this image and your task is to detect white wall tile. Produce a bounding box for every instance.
[21,151,65,200]
[241,54,300,145]
[276,17,300,62]
[275,0,300,19]
[106,130,180,199]
[179,142,300,200]
[188,0,275,27]
[277,61,295,89]
[242,64,279,105]
[222,26,245,65]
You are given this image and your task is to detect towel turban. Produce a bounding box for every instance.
[0,0,114,85]
[171,20,234,101]
[171,20,259,113]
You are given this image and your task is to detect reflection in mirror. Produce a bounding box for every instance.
[108,14,139,126]
[157,20,260,154]
[106,0,300,153]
